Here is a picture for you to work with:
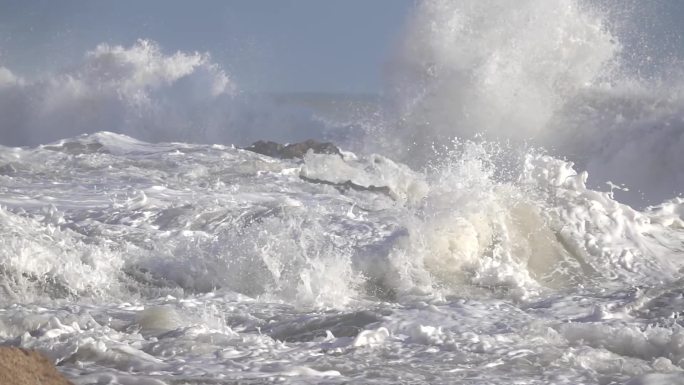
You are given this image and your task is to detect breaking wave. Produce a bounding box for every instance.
[1,2,684,383]
[384,0,684,206]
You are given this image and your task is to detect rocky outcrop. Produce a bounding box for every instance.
[0,347,73,385]
[299,175,393,198]
[244,139,341,159]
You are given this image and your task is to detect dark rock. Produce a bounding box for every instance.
[265,311,382,342]
[0,347,73,385]
[280,139,341,158]
[243,140,285,158]
[244,139,341,159]
[299,175,393,198]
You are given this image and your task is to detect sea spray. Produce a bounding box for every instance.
[0,1,683,383]
[381,0,684,206]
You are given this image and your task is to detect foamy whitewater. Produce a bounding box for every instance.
[0,1,683,384]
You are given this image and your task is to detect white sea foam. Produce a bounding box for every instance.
[0,1,683,384]
[0,131,681,383]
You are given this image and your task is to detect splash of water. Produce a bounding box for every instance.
[383,0,684,206]
[386,0,618,149]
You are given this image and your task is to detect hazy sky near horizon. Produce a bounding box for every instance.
[3,1,684,93]
[0,0,415,94]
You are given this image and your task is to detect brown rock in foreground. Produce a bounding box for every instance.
[0,347,73,385]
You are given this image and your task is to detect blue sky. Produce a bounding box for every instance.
[0,0,415,94]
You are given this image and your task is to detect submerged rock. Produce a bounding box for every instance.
[244,139,341,159]
[0,347,73,385]
[43,140,107,155]
[265,311,382,342]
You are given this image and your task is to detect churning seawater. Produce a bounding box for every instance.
[1,1,684,384]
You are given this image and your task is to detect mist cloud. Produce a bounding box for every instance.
[0,39,327,147]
